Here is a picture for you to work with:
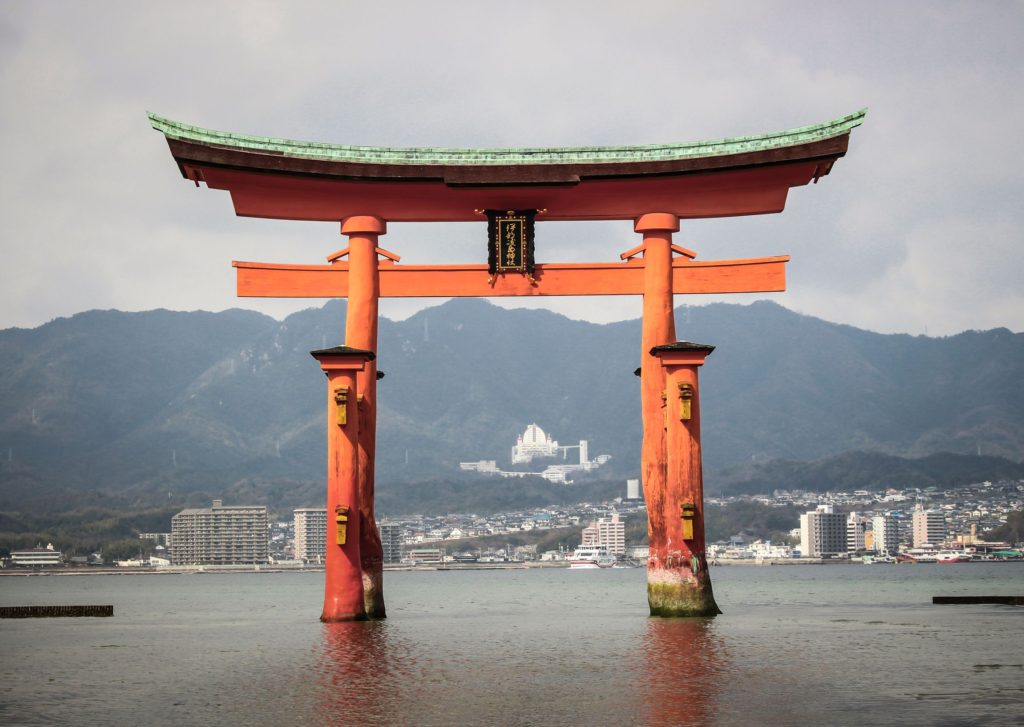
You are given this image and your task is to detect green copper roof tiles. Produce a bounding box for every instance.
[148,109,866,167]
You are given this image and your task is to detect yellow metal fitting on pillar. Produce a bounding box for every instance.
[334,387,349,426]
[681,502,696,540]
[677,382,694,421]
[335,505,350,545]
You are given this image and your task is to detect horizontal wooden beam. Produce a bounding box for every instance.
[234,256,788,298]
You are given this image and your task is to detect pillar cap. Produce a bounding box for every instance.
[341,215,387,236]
[633,212,679,233]
[650,341,715,367]
[310,345,376,361]
[650,341,715,356]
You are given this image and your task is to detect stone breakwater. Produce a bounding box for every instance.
[0,605,113,618]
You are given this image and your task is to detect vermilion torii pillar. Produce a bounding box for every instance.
[338,216,387,619]
[650,342,720,616]
[636,213,679,609]
[310,345,374,622]
[150,108,864,619]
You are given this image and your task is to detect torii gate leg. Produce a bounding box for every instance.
[638,212,716,616]
[311,347,374,621]
[341,216,387,619]
[650,344,721,616]
[637,213,677,614]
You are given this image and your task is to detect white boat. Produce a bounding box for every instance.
[862,554,897,564]
[936,550,972,564]
[569,545,616,569]
[905,548,939,563]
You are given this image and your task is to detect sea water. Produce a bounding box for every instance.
[1,564,1022,726]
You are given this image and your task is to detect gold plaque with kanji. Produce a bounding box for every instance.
[493,212,528,272]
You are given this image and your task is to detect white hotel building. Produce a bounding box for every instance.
[10,544,63,567]
[799,505,848,557]
[912,506,947,547]
[872,515,899,555]
[171,500,269,566]
[294,508,327,564]
[581,513,626,555]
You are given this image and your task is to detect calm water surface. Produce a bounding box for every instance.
[1,564,1022,726]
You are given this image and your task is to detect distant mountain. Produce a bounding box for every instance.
[711,451,1024,496]
[1,299,1021,512]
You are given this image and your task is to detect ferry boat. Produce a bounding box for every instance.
[569,546,616,569]
[936,550,972,564]
[904,548,939,563]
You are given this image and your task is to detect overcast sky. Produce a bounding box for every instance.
[2,2,1021,336]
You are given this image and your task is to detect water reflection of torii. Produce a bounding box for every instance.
[150,109,865,621]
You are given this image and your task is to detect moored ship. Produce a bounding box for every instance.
[569,546,616,569]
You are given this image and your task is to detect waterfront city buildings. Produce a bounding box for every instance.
[170,499,269,565]
[254,478,1022,566]
[293,508,327,564]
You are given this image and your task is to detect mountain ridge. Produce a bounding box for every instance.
[1,299,1022,512]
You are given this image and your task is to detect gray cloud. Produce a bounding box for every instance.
[1,1,1021,335]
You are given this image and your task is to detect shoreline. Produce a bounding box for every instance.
[0,561,570,577]
[3,558,1019,577]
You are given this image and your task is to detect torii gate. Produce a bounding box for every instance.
[151,109,864,619]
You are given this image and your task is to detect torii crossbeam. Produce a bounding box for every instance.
[151,108,865,620]
[233,255,789,299]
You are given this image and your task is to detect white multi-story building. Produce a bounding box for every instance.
[294,508,327,564]
[171,500,268,565]
[462,425,609,484]
[912,507,946,547]
[405,548,443,564]
[511,424,560,464]
[379,522,403,563]
[597,513,626,555]
[10,543,63,567]
[459,460,499,473]
[138,532,171,546]
[871,515,900,555]
[800,505,847,557]
[847,512,867,552]
[581,513,626,555]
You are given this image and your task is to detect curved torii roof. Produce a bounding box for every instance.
[150,109,865,222]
